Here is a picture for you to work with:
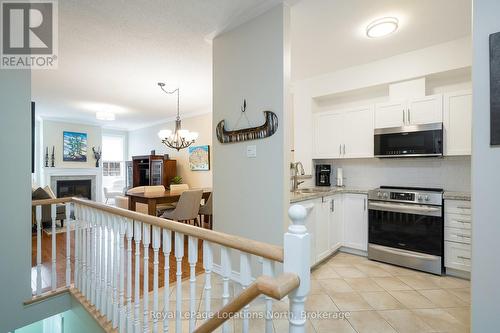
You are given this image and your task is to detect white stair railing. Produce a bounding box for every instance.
[30,198,310,333]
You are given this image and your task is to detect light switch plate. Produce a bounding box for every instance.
[246,145,257,158]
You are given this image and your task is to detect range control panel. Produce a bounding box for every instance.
[368,187,443,206]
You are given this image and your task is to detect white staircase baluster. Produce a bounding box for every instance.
[119,217,127,332]
[162,229,172,333]
[126,219,133,333]
[203,241,213,316]
[240,253,252,333]
[107,213,114,320]
[35,205,42,295]
[65,203,71,288]
[285,205,311,333]
[51,204,57,290]
[86,207,92,299]
[134,221,142,333]
[95,209,101,310]
[113,216,120,329]
[152,226,161,333]
[74,204,79,291]
[221,246,232,333]
[174,232,184,333]
[142,223,151,333]
[262,259,275,333]
[100,211,107,315]
[81,207,87,297]
[188,236,198,333]
[89,208,96,305]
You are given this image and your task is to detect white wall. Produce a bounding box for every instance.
[128,112,213,189]
[213,4,290,247]
[293,37,472,175]
[317,156,470,192]
[0,71,71,333]
[471,0,500,330]
[41,120,102,169]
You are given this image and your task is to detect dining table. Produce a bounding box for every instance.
[126,188,212,216]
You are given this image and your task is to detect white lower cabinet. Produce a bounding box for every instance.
[444,199,472,273]
[342,194,368,252]
[291,193,367,267]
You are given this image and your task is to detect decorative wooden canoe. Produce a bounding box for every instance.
[216,111,279,144]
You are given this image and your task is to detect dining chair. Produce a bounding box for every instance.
[199,193,213,229]
[169,184,189,195]
[157,184,190,214]
[160,189,203,226]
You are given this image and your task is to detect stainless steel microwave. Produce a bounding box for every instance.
[374,123,443,158]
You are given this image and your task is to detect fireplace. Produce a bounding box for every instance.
[57,179,92,200]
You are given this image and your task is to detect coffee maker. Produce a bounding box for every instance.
[315,164,331,187]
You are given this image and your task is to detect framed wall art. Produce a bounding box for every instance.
[188,145,210,171]
[63,131,88,162]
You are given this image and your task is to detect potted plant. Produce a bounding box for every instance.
[171,176,183,185]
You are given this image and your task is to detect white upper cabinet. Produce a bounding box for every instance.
[313,106,374,159]
[343,194,368,251]
[374,100,406,129]
[343,106,374,158]
[444,90,472,156]
[374,94,443,129]
[407,94,443,125]
[313,111,343,158]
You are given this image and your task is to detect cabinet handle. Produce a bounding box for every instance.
[343,144,346,155]
[457,234,471,238]
[339,144,342,156]
[453,219,471,223]
[457,255,471,260]
[457,206,470,209]
[364,198,367,211]
[330,200,334,212]
[408,109,411,123]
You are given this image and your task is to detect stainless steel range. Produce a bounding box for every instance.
[367,186,444,275]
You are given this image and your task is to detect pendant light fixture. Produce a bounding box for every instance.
[157,82,198,151]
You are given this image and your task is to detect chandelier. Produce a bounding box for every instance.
[157,82,198,151]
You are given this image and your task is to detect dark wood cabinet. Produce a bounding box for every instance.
[131,155,177,189]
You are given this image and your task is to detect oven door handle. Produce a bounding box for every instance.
[368,202,442,217]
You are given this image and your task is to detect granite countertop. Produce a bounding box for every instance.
[443,191,471,201]
[290,187,369,203]
[290,187,471,203]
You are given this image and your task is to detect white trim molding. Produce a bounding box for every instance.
[41,167,102,202]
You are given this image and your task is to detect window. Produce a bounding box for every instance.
[102,135,125,178]
[103,161,121,176]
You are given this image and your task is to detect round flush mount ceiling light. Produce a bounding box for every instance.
[366,17,399,38]
[96,111,116,121]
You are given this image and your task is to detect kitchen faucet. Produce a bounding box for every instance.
[291,161,311,192]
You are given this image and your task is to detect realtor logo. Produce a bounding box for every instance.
[1,0,58,69]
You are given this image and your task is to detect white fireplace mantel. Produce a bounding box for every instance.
[41,167,102,202]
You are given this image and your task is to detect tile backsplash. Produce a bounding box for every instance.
[315,156,471,192]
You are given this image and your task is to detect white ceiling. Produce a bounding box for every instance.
[291,0,471,81]
[33,0,472,130]
[32,0,276,130]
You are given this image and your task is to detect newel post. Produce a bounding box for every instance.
[284,204,310,333]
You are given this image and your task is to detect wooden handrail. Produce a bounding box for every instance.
[194,273,300,333]
[32,197,72,206]
[68,197,284,263]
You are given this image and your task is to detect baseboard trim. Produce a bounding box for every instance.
[445,267,471,280]
[212,263,242,284]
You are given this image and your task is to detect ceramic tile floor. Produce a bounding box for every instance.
[144,252,470,333]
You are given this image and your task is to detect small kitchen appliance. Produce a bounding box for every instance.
[315,164,331,187]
